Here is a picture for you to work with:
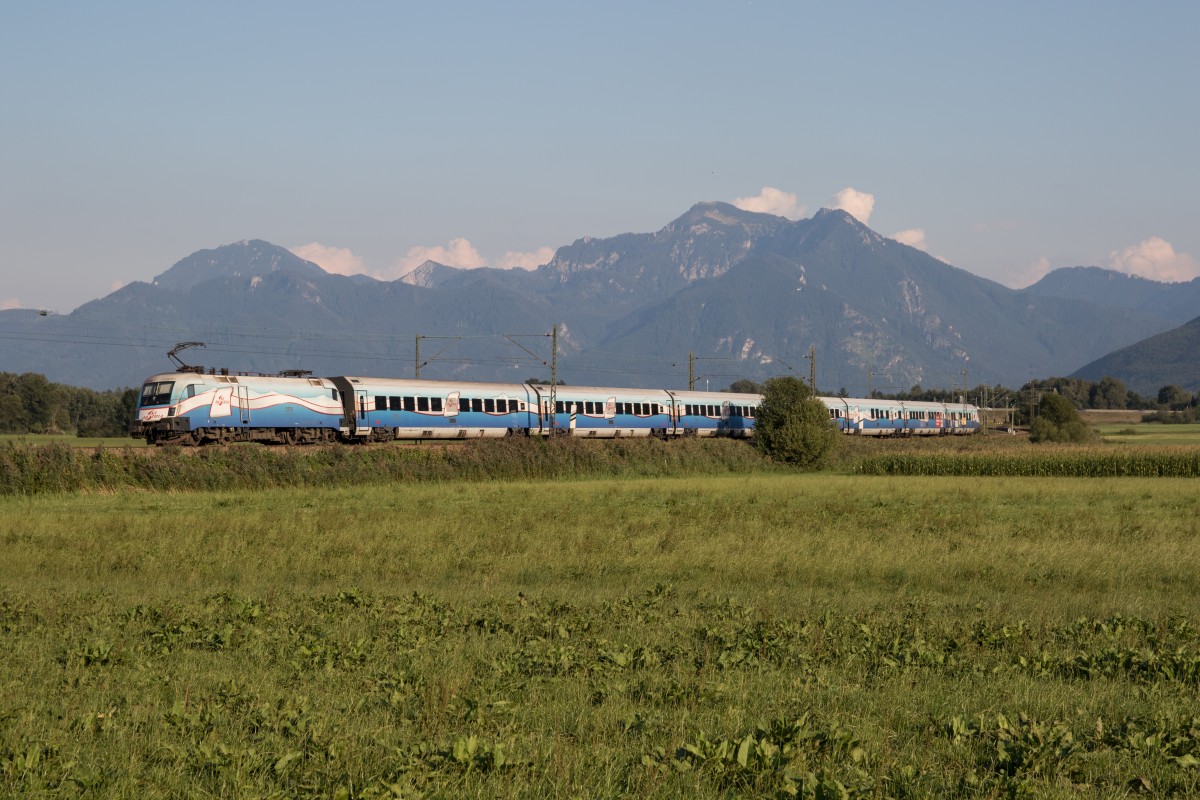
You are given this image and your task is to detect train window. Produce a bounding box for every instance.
[417,397,430,412]
[484,398,495,413]
[432,398,443,412]
[386,396,398,410]
[331,389,340,401]
[629,402,637,415]
[554,401,564,414]
[375,396,387,411]
[140,381,174,406]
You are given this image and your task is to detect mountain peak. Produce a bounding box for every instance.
[152,240,324,293]
[666,201,784,231]
[813,207,865,225]
[401,260,460,288]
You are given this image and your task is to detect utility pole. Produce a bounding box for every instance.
[809,345,816,390]
[866,365,875,398]
[688,351,695,391]
[415,335,421,379]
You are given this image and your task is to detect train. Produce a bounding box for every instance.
[130,370,982,445]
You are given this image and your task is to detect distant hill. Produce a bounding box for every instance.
[1025,266,1200,324]
[1072,315,1200,394]
[0,204,1179,391]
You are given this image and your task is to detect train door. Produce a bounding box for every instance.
[238,385,251,425]
[664,391,680,436]
[356,390,370,437]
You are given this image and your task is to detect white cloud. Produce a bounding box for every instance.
[732,187,806,220]
[1107,237,1200,282]
[828,187,875,224]
[1007,256,1053,289]
[1,298,20,310]
[890,228,927,251]
[391,237,487,278]
[497,246,555,270]
[290,243,366,277]
[294,238,554,280]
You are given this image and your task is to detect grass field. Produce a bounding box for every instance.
[1096,423,1200,446]
[4,473,1200,798]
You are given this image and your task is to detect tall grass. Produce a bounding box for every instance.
[5,433,1200,495]
[0,437,773,496]
[854,446,1200,476]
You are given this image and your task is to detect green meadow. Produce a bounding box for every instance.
[1097,423,1200,447]
[4,468,1200,798]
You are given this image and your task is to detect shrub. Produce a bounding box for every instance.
[753,376,840,468]
[1029,394,1093,443]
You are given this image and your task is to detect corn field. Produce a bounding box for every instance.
[853,447,1200,477]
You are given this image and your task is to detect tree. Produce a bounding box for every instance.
[0,393,30,433]
[754,376,840,468]
[725,379,764,394]
[1158,385,1190,410]
[1029,393,1093,443]
[1088,376,1128,410]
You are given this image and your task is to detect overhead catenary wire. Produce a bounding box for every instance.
[2,316,973,395]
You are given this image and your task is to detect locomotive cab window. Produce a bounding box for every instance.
[140,381,174,406]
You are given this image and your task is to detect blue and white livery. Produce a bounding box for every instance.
[131,371,980,445]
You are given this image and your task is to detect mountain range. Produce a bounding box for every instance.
[0,203,1194,393]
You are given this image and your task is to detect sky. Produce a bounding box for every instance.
[2,1,1198,312]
